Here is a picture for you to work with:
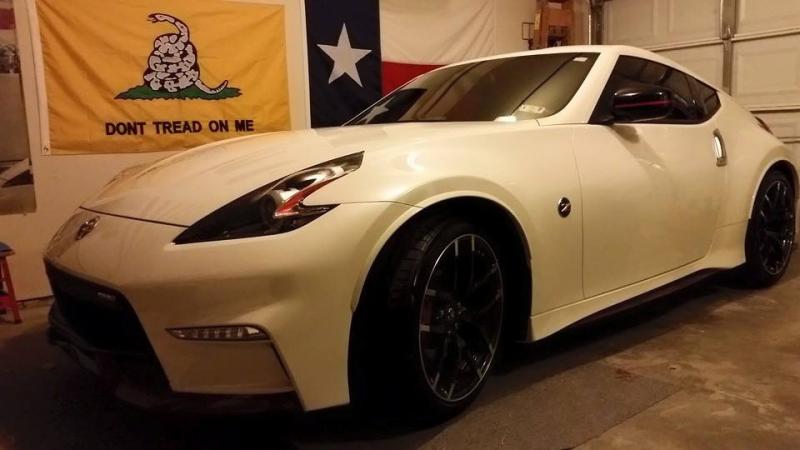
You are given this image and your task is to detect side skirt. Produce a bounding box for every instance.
[567,268,719,329]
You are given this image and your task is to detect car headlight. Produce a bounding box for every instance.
[173,152,363,244]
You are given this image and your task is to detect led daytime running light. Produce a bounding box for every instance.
[167,325,269,341]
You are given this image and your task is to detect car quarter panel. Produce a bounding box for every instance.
[713,93,799,229]
[45,201,418,411]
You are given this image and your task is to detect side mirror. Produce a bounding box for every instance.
[610,85,674,123]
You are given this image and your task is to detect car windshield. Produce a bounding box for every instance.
[346,52,598,125]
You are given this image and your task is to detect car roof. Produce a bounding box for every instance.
[448,45,719,92]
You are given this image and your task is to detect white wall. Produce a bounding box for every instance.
[495,0,537,53]
[3,0,538,300]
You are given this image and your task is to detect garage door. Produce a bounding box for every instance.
[602,0,800,152]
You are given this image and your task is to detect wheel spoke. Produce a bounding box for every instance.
[453,236,474,296]
[419,323,449,334]
[425,288,456,303]
[469,235,476,290]
[468,263,499,298]
[462,347,488,379]
[452,238,460,291]
[431,334,452,389]
[759,209,769,225]
[461,318,496,356]
[779,183,788,207]
[468,290,502,319]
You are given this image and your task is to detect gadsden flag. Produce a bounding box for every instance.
[36,0,290,154]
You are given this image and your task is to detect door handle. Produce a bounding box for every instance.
[713,130,727,167]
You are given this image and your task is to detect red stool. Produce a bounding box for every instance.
[0,248,21,324]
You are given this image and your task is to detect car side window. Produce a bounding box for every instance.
[660,70,698,121]
[591,55,703,124]
[688,76,721,120]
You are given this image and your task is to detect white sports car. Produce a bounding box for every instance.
[45,45,796,418]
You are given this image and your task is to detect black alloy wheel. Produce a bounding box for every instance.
[350,215,508,421]
[418,233,504,403]
[742,170,796,287]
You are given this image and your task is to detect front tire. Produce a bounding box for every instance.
[351,215,506,421]
[740,170,796,287]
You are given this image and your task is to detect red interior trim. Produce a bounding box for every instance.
[617,99,671,109]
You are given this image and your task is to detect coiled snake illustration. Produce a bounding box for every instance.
[142,13,228,94]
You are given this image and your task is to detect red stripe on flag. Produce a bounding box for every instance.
[381,61,441,95]
[0,9,14,30]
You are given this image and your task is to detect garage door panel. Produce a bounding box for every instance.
[738,0,800,35]
[666,0,719,42]
[604,0,659,46]
[732,35,800,107]
[659,45,724,87]
[604,0,718,47]
[756,112,800,143]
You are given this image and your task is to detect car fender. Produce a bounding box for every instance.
[346,180,534,312]
[747,156,799,218]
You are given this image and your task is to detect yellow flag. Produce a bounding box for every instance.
[37,0,290,154]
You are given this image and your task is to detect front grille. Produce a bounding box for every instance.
[45,263,152,355]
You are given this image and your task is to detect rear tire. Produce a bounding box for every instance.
[740,170,796,287]
[350,215,507,422]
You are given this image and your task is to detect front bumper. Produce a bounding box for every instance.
[44,201,417,410]
[48,299,299,413]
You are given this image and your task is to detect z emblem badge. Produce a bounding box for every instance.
[557,197,572,218]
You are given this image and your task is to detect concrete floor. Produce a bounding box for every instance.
[2,261,800,449]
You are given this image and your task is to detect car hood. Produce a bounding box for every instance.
[83,122,513,226]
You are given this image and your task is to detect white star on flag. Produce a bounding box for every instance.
[317,24,372,87]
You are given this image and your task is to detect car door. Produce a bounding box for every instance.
[572,56,726,298]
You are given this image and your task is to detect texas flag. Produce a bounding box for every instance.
[305,0,496,127]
